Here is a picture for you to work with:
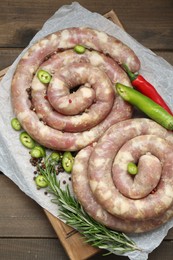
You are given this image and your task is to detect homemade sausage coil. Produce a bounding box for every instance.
[72,118,173,233]
[11,27,140,151]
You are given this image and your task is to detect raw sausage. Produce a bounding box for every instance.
[32,62,114,132]
[11,27,140,151]
[72,118,173,232]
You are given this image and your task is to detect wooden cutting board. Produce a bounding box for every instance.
[0,10,123,260]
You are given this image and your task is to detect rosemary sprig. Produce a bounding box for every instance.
[39,159,141,255]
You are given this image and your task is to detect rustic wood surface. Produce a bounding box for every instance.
[0,0,173,259]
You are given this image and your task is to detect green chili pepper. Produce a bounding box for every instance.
[20,132,35,149]
[116,83,173,130]
[74,45,86,54]
[30,146,46,158]
[37,69,52,84]
[127,162,138,175]
[62,151,74,173]
[35,175,48,188]
[11,118,22,131]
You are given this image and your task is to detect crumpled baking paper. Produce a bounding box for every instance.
[0,2,173,260]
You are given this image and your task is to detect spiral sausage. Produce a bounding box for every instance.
[11,27,140,151]
[72,118,173,233]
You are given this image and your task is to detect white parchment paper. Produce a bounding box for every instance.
[0,2,173,260]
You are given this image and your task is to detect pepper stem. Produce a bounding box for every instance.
[122,64,138,81]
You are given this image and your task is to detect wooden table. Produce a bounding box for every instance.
[0,1,173,259]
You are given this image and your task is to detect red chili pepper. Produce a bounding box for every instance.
[123,64,172,115]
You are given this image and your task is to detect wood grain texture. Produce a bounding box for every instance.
[0,238,173,260]
[0,0,173,70]
[0,48,22,71]
[0,0,173,48]
[0,175,57,238]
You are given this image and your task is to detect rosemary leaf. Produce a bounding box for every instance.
[39,158,141,255]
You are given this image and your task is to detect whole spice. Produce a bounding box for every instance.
[122,64,172,115]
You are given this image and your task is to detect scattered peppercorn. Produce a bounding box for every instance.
[30,157,39,167]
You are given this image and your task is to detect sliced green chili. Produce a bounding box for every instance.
[50,152,60,163]
[37,69,52,84]
[62,151,74,173]
[116,83,173,130]
[11,118,22,131]
[30,146,46,158]
[20,132,35,149]
[127,162,138,175]
[35,175,48,188]
[74,45,86,54]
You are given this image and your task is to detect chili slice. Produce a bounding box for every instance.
[37,69,52,84]
[20,131,35,149]
[50,152,61,163]
[35,175,48,188]
[74,45,86,54]
[62,151,74,173]
[30,146,46,158]
[11,118,22,131]
[127,162,138,175]
[122,64,172,115]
